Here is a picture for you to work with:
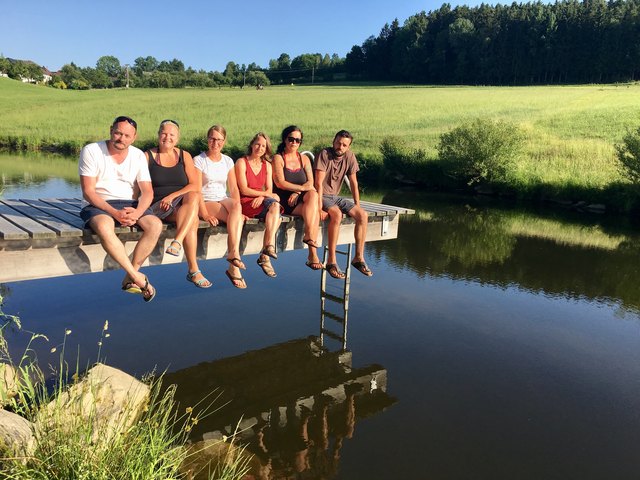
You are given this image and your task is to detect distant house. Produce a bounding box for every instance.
[6,57,51,83]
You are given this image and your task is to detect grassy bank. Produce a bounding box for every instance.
[2,78,640,209]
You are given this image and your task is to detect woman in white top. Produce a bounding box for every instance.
[194,125,246,289]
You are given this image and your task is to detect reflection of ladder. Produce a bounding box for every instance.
[320,243,352,351]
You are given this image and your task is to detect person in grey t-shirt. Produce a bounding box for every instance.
[314,130,372,279]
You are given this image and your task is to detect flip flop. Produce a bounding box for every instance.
[140,277,156,302]
[165,240,183,256]
[121,280,142,295]
[302,238,319,249]
[186,270,212,288]
[326,263,346,279]
[305,260,323,271]
[227,257,246,270]
[257,256,277,278]
[351,260,373,277]
[262,245,278,259]
[225,269,247,289]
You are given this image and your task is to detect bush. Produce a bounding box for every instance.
[379,136,431,185]
[437,118,525,185]
[616,126,640,185]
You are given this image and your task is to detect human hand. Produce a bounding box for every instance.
[319,210,328,221]
[205,215,219,227]
[118,207,138,226]
[251,196,264,209]
[288,193,299,208]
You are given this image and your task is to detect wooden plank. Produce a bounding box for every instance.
[2,200,82,237]
[0,202,56,239]
[21,199,86,230]
[0,215,29,240]
[359,200,415,215]
[41,198,82,214]
[42,198,131,234]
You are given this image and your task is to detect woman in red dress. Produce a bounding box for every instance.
[235,132,282,277]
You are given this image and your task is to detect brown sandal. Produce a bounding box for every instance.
[257,256,277,278]
[262,245,278,259]
[326,263,346,279]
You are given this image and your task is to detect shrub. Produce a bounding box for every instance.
[379,136,431,184]
[437,118,525,185]
[615,126,640,185]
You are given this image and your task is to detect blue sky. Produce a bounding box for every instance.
[1,0,483,72]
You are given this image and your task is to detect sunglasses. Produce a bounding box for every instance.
[160,119,180,128]
[287,136,302,144]
[113,116,137,130]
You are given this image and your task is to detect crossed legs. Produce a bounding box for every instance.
[89,213,162,297]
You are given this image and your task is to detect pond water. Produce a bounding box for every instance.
[2,154,640,479]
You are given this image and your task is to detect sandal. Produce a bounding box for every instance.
[261,245,278,259]
[326,263,346,279]
[351,260,373,277]
[226,257,246,270]
[165,240,182,256]
[305,260,323,271]
[121,278,142,295]
[225,269,247,289]
[303,238,319,249]
[140,277,156,303]
[257,255,277,278]
[186,270,212,289]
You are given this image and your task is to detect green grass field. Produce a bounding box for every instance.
[2,77,640,205]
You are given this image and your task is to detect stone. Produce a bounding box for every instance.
[180,439,252,480]
[0,409,35,459]
[34,363,150,446]
[0,363,18,407]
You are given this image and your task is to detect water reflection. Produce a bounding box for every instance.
[166,335,393,479]
[374,191,640,312]
[0,152,79,199]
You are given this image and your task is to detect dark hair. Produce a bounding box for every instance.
[334,129,353,143]
[112,115,137,131]
[276,125,303,155]
[247,132,273,161]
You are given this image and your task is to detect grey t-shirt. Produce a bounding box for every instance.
[315,148,359,196]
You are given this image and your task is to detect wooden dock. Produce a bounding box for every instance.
[0,198,414,283]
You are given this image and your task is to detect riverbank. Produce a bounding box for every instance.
[2,78,640,211]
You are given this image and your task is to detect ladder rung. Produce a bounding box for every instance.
[322,311,344,323]
[321,292,345,304]
[321,328,344,341]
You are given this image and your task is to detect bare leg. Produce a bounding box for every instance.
[293,191,321,264]
[205,199,246,287]
[263,202,281,249]
[325,206,342,266]
[89,214,160,290]
[348,205,368,262]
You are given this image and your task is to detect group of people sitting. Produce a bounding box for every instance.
[78,116,373,302]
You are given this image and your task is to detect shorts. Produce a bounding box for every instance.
[322,195,355,214]
[255,197,281,219]
[150,195,184,220]
[80,200,154,227]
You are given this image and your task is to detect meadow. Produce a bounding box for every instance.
[2,78,640,206]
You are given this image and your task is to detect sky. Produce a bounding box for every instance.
[0,0,481,73]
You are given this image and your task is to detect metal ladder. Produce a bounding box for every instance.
[319,243,352,352]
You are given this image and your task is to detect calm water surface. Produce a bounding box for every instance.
[2,156,640,479]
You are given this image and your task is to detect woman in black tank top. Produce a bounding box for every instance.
[146,120,211,288]
[272,125,322,270]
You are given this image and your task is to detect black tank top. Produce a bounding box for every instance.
[148,149,189,204]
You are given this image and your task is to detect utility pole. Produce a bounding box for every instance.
[311,66,315,84]
[125,64,130,88]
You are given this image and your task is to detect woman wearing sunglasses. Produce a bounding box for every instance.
[272,125,322,270]
[146,119,211,288]
[235,132,282,278]
[194,125,247,289]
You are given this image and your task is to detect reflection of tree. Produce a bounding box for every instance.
[370,191,640,312]
[434,205,515,266]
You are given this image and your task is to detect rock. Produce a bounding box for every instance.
[0,409,35,459]
[35,363,150,446]
[0,363,17,407]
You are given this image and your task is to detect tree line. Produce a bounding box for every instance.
[345,0,640,84]
[4,0,640,89]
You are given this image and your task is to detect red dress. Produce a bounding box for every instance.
[240,158,268,218]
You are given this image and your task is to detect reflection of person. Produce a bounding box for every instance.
[146,119,211,288]
[314,130,372,279]
[194,125,247,289]
[235,133,282,278]
[79,116,161,302]
[272,125,322,271]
